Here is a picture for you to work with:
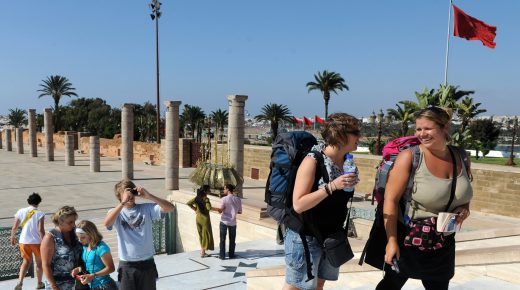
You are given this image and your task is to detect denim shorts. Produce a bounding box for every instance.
[284,228,339,290]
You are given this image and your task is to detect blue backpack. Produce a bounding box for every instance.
[264,131,328,280]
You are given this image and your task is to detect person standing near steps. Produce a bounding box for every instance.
[104,179,175,290]
[217,183,242,260]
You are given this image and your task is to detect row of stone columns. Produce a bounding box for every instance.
[3,94,247,193]
[1,108,101,173]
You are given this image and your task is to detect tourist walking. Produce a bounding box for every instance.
[187,185,215,258]
[41,206,82,290]
[104,179,174,290]
[10,193,46,290]
[376,107,473,290]
[284,113,361,290]
[72,220,117,290]
[217,183,242,259]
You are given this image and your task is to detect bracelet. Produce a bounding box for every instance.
[330,182,337,191]
[324,184,332,196]
[93,272,97,278]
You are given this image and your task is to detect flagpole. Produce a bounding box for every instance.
[444,0,453,85]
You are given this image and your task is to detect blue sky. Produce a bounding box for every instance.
[0,0,518,119]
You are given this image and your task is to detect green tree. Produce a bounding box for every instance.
[37,75,78,132]
[469,118,501,158]
[60,97,120,138]
[134,102,157,142]
[306,70,349,119]
[387,102,418,137]
[255,103,292,141]
[7,108,28,128]
[210,108,228,142]
[457,96,486,134]
[181,105,205,141]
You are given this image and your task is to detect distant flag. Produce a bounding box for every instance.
[315,115,325,124]
[453,4,497,49]
[292,116,303,125]
[303,116,313,127]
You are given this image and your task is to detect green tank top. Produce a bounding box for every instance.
[410,149,473,219]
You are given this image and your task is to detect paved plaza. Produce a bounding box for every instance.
[1,147,520,289]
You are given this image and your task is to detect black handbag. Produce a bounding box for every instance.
[323,230,354,267]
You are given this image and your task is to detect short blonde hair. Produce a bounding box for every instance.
[76,220,103,247]
[51,206,78,226]
[114,179,136,201]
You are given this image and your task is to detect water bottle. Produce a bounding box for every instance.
[343,153,356,192]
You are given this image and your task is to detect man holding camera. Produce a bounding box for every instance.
[104,179,174,290]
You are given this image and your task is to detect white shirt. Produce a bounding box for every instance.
[14,206,45,244]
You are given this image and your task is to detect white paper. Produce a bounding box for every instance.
[437,212,461,233]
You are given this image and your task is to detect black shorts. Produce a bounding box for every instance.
[118,259,158,290]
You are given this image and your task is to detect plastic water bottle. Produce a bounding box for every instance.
[343,153,356,193]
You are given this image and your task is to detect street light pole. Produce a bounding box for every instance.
[150,0,162,144]
[506,116,517,166]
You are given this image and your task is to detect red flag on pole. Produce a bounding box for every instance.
[453,4,496,49]
[315,115,325,124]
[303,116,313,127]
[292,116,302,125]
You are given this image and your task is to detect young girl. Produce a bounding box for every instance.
[72,220,117,290]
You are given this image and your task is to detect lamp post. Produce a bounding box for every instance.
[375,109,384,155]
[506,116,518,166]
[149,0,162,143]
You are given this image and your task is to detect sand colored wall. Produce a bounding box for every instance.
[168,191,277,253]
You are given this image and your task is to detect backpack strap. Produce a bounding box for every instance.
[299,150,329,282]
[20,209,37,229]
[456,147,473,182]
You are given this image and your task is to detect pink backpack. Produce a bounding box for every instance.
[373,136,421,208]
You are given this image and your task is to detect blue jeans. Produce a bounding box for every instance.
[219,222,237,259]
[284,229,339,290]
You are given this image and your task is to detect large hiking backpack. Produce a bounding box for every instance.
[265,131,322,226]
[359,136,471,268]
[264,131,330,281]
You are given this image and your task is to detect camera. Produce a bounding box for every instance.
[130,188,139,195]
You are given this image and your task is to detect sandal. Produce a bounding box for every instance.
[200,253,210,258]
[36,282,46,289]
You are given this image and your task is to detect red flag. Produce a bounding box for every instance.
[315,115,325,124]
[303,116,313,127]
[453,4,496,49]
[292,116,302,125]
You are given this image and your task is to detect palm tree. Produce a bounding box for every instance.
[7,108,28,128]
[387,102,418,137]
[37,75,78,132]
[181,105,205,141]
[457,96,487,134]
[210,109,228,142]
[255,103,292,141]
[306,70,349,120]
[435,84,475,109]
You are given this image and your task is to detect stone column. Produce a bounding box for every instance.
[227,95,248,196]
[164,101,182,190]
[0,130,3,149]
[28,109,37,157]
[65,134,74,166]
[90,136,100,172]
[44,108,54,161]
[122,104,134,180]
[16,128,24,154]
[5,129,12,151]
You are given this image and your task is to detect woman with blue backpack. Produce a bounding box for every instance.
[283,112,361,290]
[376,107,473,290]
